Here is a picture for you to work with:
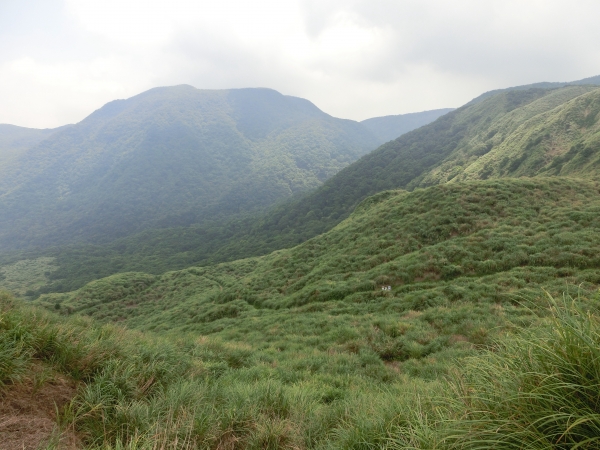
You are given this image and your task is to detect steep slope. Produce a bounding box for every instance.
[37,178,600,359]
[171,84,599,262]
[361,108,454,143]
[419,86,600,186]
[0,86,381,251]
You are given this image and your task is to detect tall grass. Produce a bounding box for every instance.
[442,293,600,449]
[4,290,600,449]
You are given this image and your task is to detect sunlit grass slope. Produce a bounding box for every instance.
[419,85,600,186]
[36,178,600,376]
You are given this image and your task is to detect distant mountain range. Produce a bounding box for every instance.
[360,108,454,143]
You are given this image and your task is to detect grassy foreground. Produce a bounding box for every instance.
[3,290,600,449]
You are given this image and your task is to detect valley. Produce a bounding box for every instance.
[1,79,600,449]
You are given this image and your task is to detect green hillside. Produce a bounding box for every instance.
[0,86,380,251]
[418,86,600,186]
[6,289,600,449]
[0,124,66,166]
[198,84,600,260]
[360,108,454,143]
[36,178,600,363]
[4,79,600,449]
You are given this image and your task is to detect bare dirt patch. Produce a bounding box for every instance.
[0,364,80,450]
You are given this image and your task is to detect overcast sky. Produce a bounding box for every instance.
[2,0,600,128]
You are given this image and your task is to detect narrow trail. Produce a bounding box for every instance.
[0,363,80,450]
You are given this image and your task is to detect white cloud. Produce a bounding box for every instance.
[1,0,600,127]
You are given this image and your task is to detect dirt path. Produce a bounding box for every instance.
[0,364,80,450]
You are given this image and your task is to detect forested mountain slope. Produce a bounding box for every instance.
[0,124,66,166]
[0,86,380,251]
[36,177,600,360]
[360,108,454,143]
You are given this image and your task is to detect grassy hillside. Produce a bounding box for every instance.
[417,86,600,186]
[360,108,454,143]
[35,178,600,366]
[5,290,599,449]
[465,73,600,105]
[14,175,600,448]
[189,84,600,261]
[0,86,381,251]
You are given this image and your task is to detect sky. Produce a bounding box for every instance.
[1,0,600,128]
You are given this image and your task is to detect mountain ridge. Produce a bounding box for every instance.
[0,86,381,251]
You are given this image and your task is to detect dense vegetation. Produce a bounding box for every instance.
[0,86,382,251]
[0,124,66,167]
[8,84,599,297]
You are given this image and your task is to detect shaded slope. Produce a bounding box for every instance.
[0,86,380,251]
[360,108,454,143]
[38,178,600,356]
[0,124,66,166]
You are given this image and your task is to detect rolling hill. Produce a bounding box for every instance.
[0,86,382,251]
[37,177,600,346]
[4,79,600,449]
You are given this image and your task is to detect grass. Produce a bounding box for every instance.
[439,292,600,449]
[0,256,58,296]
[4,289,600,449]
[1,291,442,449]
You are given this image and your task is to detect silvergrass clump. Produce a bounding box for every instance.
[442,293,600,449]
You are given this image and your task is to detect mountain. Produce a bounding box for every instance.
[121,83,597,270]
[0,86,382,251]
[360,108,454,143]
[0,124,67,166]
[229,84,600,249]
[466,73,600,105]
[5,76,600,449]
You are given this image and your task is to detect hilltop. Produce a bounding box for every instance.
[0,86,381,251]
